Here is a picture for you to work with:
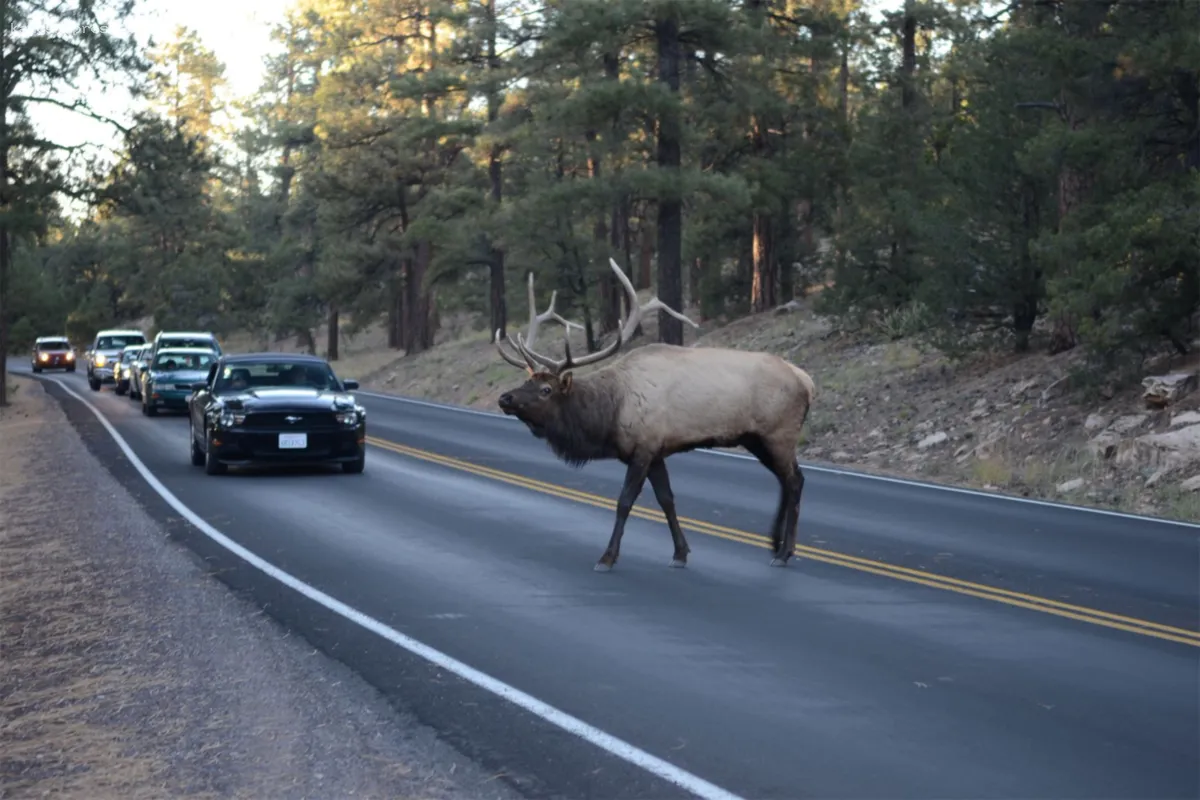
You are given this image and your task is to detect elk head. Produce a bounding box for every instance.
[495,258,698,434]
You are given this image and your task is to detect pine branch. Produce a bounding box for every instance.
[9,95,132,134]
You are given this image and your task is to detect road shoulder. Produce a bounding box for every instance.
[0,374,524,799]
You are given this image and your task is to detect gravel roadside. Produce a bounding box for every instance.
[0,374,526,800]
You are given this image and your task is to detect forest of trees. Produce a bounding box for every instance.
[2,0,1198,406]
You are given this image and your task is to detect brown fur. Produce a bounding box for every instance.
[495,258,816,571]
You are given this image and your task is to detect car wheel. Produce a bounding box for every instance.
[89,376,100,391]
[67,365,75,372]
[115,382,126,396]
[145,401,157,417]
[204,430,227,476]
[342,452,366,474]
[32,366,42,373]
[189,420,206,467]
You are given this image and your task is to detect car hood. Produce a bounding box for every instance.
[149,368,209,384]
[219,387,358,411]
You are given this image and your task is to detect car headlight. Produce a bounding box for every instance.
[94,354,107,366]
[218,410,246,427]
[335,410,361,426]
[38,353,48,361]
[66,352,75,360]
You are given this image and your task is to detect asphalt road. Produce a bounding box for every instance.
[12,364,1200,800]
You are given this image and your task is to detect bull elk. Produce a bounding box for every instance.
[495,258,816,572]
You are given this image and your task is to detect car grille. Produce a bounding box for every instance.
[241,411,340,431]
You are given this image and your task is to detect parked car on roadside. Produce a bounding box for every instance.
[30,336,76,372]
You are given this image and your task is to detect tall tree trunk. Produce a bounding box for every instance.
[889,1,917,283]
[484,0,507,341]
[597,49,621,335]
[585,131,618,340]
[0,31,8,407]
[326,305,339,360]
[654,10,684,346]
[405,240,434,354]
[637,210,654,291]
[751,212,776,312]
[387,273,406,350]
[746,0,776,314]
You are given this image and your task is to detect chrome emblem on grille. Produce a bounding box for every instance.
[285,415,302,424]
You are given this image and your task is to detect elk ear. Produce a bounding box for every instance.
[560,371,574,393]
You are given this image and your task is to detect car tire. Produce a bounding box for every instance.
[115,382,126,396]
[88,376,100,391]
[32,366,42,373]
[204,431,227,476]
[143,400,157,417]
[342,452,366,474]
[67,365,75,372]
[189,420,206,467]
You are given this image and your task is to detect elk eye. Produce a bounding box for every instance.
[540,385,552,396]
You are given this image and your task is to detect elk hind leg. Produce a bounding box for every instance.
[647,458,690,568]
[596,456,652,572]
[769,447,805,568]
[741,435,788,553]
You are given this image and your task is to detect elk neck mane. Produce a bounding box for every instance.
[541,369,624,468]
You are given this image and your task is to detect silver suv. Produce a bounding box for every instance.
[87,328,147,391]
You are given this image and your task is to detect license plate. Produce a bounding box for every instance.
[278,433,307,449]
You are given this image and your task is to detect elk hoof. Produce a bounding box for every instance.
[593,562,614,573]
[769,557,790,567]
[668,558,687,569]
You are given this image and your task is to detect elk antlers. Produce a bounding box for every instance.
[494,271,584,373]
[495,258,700,375]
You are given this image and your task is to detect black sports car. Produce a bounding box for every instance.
[187,352,367,475]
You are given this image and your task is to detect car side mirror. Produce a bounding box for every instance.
[191,382,207,392]
[342,379,359,390]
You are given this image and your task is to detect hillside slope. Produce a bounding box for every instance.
[135,299,1200,523]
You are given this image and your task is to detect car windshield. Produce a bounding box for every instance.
[37,340,70,351]
[153,352,216,371]
[213,360,341,394]
[121,349,141,363]
[96,334,145,350]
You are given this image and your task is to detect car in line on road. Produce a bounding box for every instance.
[113,344,148,395]
[126,345,154,401]
[140,347,219,417]
[87,328,147,391]
[148,330,222,362]
[187,352,366,476]
[30,336,76,372]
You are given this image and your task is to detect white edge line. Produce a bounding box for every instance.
[353,390,1200,531]
[34,374,746,800]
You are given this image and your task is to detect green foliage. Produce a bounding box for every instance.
[13,0,1198,390]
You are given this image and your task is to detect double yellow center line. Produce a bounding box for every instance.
[366,435,1200,648]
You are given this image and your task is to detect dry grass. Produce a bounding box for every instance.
[0,377,200,799]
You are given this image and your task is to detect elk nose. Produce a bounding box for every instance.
[498,392,513,408]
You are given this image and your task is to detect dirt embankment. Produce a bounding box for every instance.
[348,301,1200,523]
[130,299,1200,523]
[0,375,523,799]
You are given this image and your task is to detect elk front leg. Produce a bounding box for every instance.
[647,458,690,568]
[596,456,651,572]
